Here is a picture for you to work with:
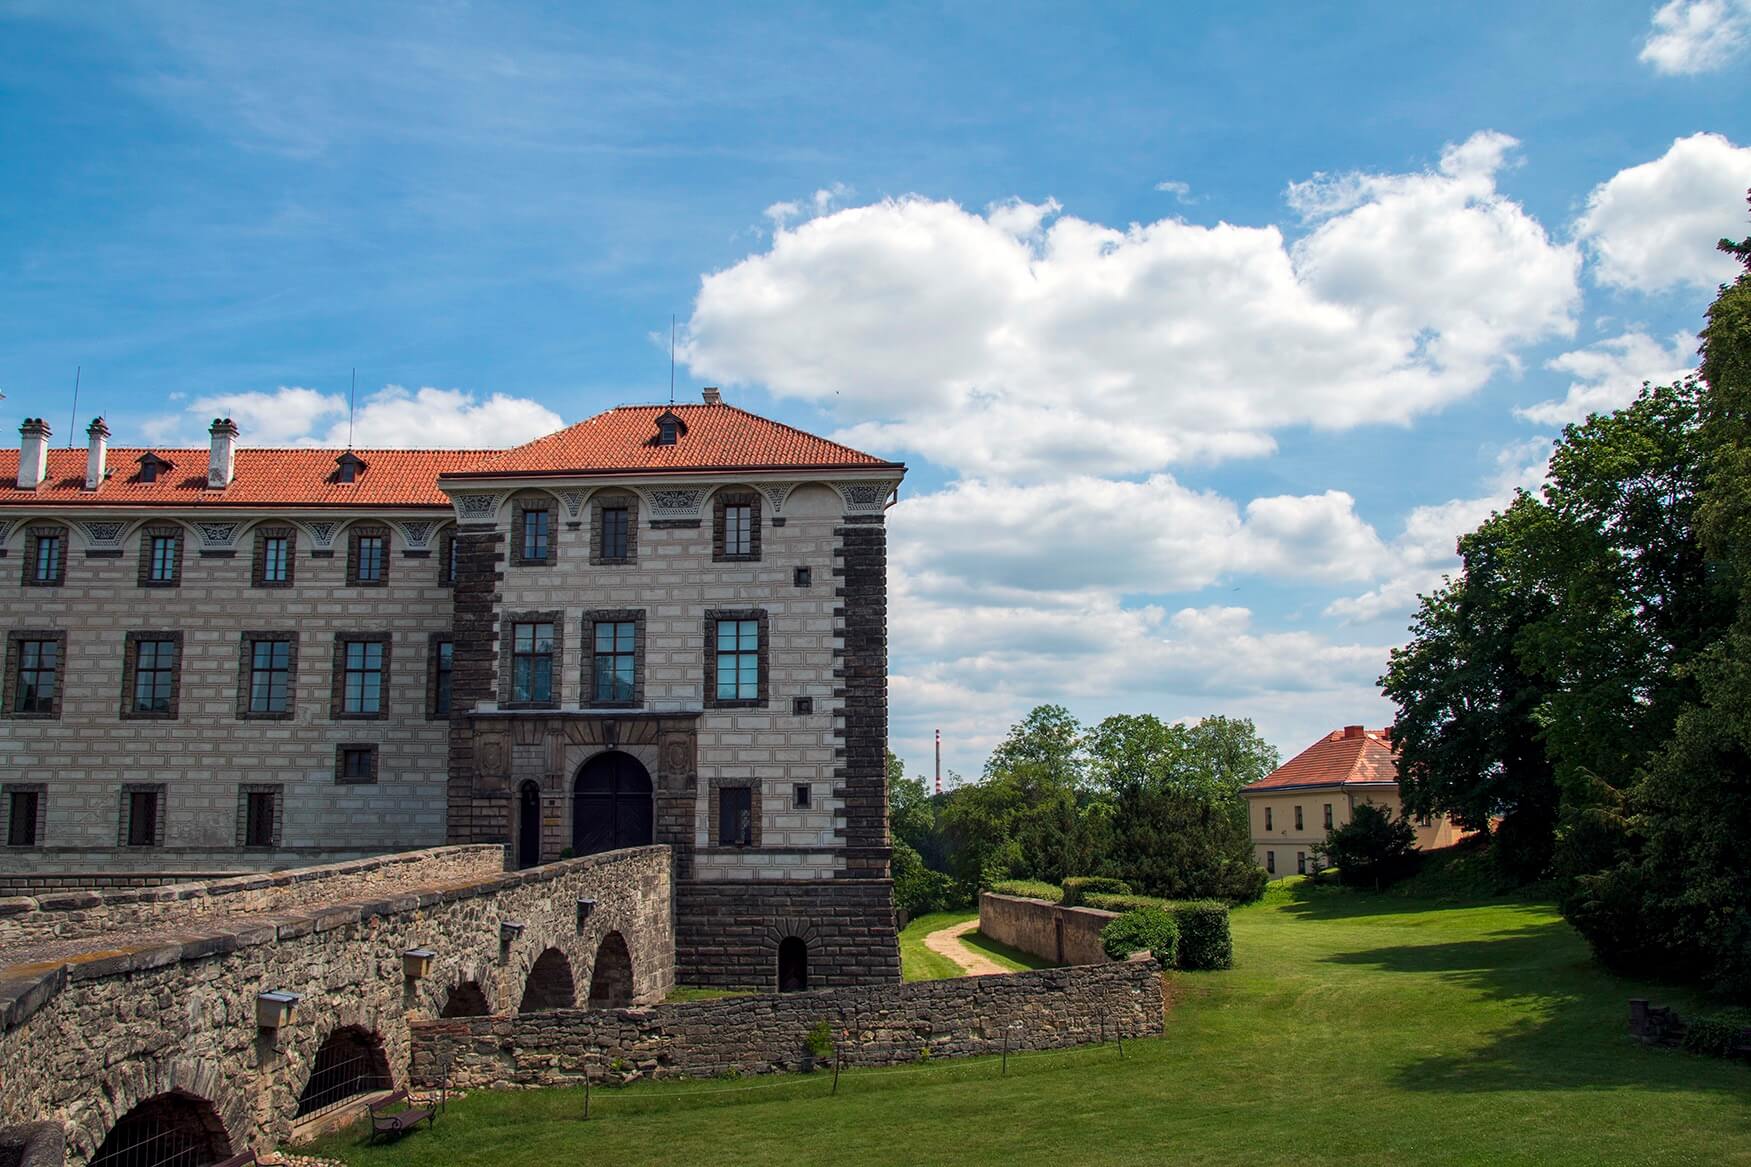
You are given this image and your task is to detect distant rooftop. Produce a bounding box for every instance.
[1243,725,1399,793]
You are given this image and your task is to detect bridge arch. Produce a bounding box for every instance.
[295,1026,391,1118]
[73,1057,249,1167]
[88,1089,233,1167]
[586,931,634,1009]
[518,947,576,1013]
[440,980,492,1018]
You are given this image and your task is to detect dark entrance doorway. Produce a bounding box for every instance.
[517,780,541,869]
[778,936,808,992]
[571,751,653,856]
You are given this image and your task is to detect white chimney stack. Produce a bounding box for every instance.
[84,417,110,491]
[207,417,238,489]
[18,419,51,491]
[701,386,722,405]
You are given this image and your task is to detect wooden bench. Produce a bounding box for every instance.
[367,1090,436,1143]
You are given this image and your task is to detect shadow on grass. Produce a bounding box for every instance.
[1325,924,1751,1098]
[959,930,1054,972]
[1274,877,1544,923]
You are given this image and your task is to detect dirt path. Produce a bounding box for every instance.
[924,917,1008,976]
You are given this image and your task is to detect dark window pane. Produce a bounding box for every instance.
[522,509,551,561]
[133,639,175,713]
[512,622,554,703]
[601,508,628,559]
[16,639,59,713]
[249,640,291,713]
[356,535,386,581]
[263,537,289,582]
[127,792,158,846]
[33,536,62,582]
[435,640,453,714]
[724,505,752,556]
[341,748,375,781]
[246,792,276,847]
[7,791,38,846]
[343,641,384,713]
[718,787,752,846]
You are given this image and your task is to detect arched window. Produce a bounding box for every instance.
[778,937,808,993]
[90,1091,232,1167]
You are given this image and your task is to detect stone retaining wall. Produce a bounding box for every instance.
[979,892,1116,967]
[409,958,1163,1088]
[0,845,504,948]
[0,846,671,1163]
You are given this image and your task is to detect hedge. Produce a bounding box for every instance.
[1681,1008,1751,1058]
[1060,876,1133,906]
[987,879,1064,903]
[1100,907,1178,967]
[1083,893,1234,970]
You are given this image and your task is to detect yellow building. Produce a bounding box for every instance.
[1242,725,1468,878]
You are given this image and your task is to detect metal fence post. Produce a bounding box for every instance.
[1002,1024,1010,1076]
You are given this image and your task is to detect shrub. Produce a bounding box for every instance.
[1680,1008,1751,1058]
[806,1020,835,1060]
[893,839,969,917]
[1100,907,1178,967]
[1170,900,1233,970]
[1083,892,1168,913]
[987,879,1063,902]
[1060,876,1133,906]
[1314,803,1418,889]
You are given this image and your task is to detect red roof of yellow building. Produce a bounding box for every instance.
[1244,726,1400,793]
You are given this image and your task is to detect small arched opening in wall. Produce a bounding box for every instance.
[89,1089,233,1167]
[516,779,542,870]
[778,936,809,993]
[572,750,653,857]
[295,1026,393,1118]
[440,980,492,1017]
[518,947,577,1013]
[587,930,634,1008]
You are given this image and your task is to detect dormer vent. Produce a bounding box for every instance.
[208,417,239,489]
[137,452,174,484]
[85,417,110,491]
[654,410,686,447]
[334,451,368,484]
[17,419,50,491]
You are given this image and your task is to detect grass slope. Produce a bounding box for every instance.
[897,909,976,981]
[309,881,1751,1166]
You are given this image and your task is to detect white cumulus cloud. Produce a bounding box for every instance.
[1519,331,1698,425]
[1639,0,1751,74]
[683,131,1579,481]
[147,384,564,448]
[1575,132,1751,292]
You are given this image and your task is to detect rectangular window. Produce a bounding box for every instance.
[439,531,457,586]
[521,508,551,563]
[13,639,59,715]
[718,786,753,846]
[794,783,811,810]
[1265,806,1273,831]
[342,640,386,715]
[131,638,177,714]
[245,791,276,848]
[262,536,289,583]
[31,533,62,584]
[724,504,753,557]
[127,790,159,847]
[355,534,386,583]
[7,790,39,847]
[248,640,292,714]
[1295,805,1304,831]
[337,745,378,783]
[512,622,555,704]
[592,621,637,703]
[1297,852,1307,875]
[1324,803,1334,830]
[149,535,178,582]
[714,618,760,702]
[599,507,629,561]
[432,639,454,716]
[1266,850,1276,874]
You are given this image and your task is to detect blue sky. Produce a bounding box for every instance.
[4,1,1751,779]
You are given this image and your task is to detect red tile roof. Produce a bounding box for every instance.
[0,447,491,509]
[452,402,902,478]
[1244,726,1400,793]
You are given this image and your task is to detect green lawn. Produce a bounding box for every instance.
[897,908,977,981]
[307,881,1751,1166]
[957,928,1054,972]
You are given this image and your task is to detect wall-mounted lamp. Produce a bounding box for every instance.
[576,898,596,930]
[602,719,619,749]
[500,921,526,945]
[256,990,301,1032]
[402,948,436,980]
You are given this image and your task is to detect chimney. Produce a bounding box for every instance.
[17,419,51,490]
[701,386,722,405]
[84,417,110,490]
[1343,724,1365,739]
[207,417,238,489]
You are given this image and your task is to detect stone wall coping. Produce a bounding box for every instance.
[0,844,670,1036]
[982,891,1121,920]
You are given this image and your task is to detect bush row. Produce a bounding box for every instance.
[1060,876,1133,906]
[1100,907,1177,967]
[986,879,1064,903]
[1681,1008,1751,1058]
[1083,893,1233,970]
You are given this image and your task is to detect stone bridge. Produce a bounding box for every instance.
[0,844,672,1165]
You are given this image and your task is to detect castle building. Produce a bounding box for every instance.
[0,390,905,987]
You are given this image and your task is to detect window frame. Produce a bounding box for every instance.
[704,609,768,708]
[793,783,811,810]
[427,634,455,720]
[1266,849,1276,875]
[589,492,639,565]
[120,630,184,720]
[252,526,296,588]
[238,784,283,849]
[1297,851,1307,875]
[1324,803,1334,831]
[512,500,555,567]
[2,785,44,848]
[1294,805,1304,831]
[4,630,67,719]
[120,784,165,848]
[498,611,562,709]
[716,784,755,847]
[346,525,391,586]
[137,525,184,588]
[237,631,298,720]
[335,743,380,785]
[1265,806,1273,831]
[712,491,762,562]
[438,529,458,587]
[331,632,392,720]
[584,610,644,709]
[23,526,66,587]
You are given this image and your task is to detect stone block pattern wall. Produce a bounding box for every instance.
[410,957,1164,1088]
[0,845,672,1161]
[675,879,900,991]
[0,518,455,868]
[0,845,503,949]
[979,893,1117,968]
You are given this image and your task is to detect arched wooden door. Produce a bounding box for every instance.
[572,751,653,856]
